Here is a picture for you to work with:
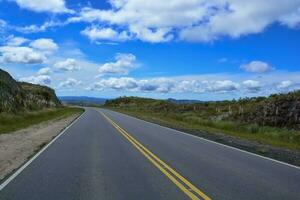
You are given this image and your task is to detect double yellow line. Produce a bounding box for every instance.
[100,111,211,200]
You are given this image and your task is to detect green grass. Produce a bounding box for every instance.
[0,107,84,134]
[108,108,300,150]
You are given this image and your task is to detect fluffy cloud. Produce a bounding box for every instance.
[94,77,138,91]
[81,27,132,42]
[92,77,240,94]
[241,61,273,73]
[30,38,58,52]
[11,0,73,13]
[19,75,51,85]
[206,80,239,92]
[98,53,136,75]
[54,58,81,72]
[5,36,29,46]
[0,46,46,64]
[243,80,261,92]
[37,67,51,75]
[277,80,293,89]
[58,78,82,88]
[70,0,300,42]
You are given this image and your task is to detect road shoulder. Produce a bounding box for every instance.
[0,113,81,182]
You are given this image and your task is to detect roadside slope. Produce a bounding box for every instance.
[0,109,83,181]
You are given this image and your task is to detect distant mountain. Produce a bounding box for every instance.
[167,98,203,104]
[59,96,107,106]
[0,69,61,113]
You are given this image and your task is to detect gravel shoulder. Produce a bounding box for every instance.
[0,113,81,182]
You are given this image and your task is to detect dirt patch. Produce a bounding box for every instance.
[0,114,81,182]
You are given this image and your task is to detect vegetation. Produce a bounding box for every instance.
[0,69,84,134]
[105,94,300,150]
[0,69,61,113]
[0,107,84,134]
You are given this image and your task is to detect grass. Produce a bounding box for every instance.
[108,108,300,151]
[0,107,84,134]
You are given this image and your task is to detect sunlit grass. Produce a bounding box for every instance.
[109,108,300,150]
[0,107,84,134]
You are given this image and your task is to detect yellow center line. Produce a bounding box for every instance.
[99,111,212,200]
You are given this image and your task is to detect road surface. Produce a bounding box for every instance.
[0,108,300,200]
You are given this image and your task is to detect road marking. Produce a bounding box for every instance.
[0,111,86,191]
[104,109,300,170]
[100,111,212,200]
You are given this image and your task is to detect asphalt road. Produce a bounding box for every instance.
[1,108,300,200]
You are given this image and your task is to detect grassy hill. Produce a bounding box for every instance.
[0,69,61,113]
[105,92,300,150]
[0,69,83,134]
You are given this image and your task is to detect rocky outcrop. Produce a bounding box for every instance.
[236,92,300,129]
[0,69,61,113]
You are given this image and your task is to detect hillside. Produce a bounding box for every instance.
[104,93,300,153]
[106,92,300,130]
[0,69,61,113]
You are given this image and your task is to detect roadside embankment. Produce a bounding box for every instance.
[0,107,84,181]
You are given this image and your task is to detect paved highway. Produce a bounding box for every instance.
[0,108,300,200]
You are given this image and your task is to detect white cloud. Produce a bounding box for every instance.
[81,27,132,42]
[14,20,65,34]
[6,36,29,46]
[280,7,300,27]
[243,80,261,92]
[94,77,138,91]
[11,0,73,13]
[206,80,239,92]
[0,46,46,64]
[54,58,81,72]
[138,78,175,93]
[30,38,58,52]
[37,67,51,75]
[19,75,51,85]
[58,78,82,88]
[277,80,293,89]
[98,53,136,75]
[241,61,273,73]
[0,19,7,35]
[92,77,240,94]
[69,0,300,43]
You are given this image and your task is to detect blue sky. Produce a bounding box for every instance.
[0,0,300,100]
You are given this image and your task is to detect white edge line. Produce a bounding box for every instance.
[102,108,300,170]
[0,111,86,191]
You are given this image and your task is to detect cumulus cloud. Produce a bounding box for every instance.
[30,38,58,52]
[11,0,73,13]
[206,80,239,92]
[94,77,138,91]
[54,58,81,72]
[240,61,273,73]
[243,80,261,92]
[277,80,293,89]
[91,77,241,94]
[0,46,46,64]
[69,0,300,43]
[37,67,51,75]
[98,53,136,75]
[5,35,29,46]
[81,27,132,42]
[19,75,51,85]
[58,78,82,88]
